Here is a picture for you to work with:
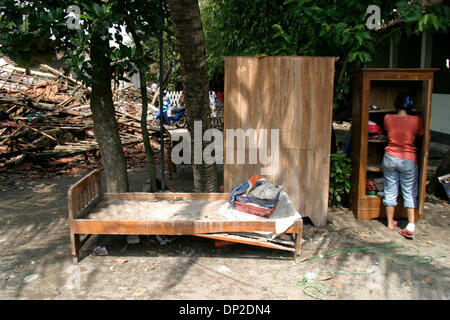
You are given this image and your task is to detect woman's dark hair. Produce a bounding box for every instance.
[394,92,414,114]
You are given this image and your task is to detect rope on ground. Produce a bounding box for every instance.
[269,242,448,300]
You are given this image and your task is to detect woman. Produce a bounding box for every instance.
[382,92,424,239]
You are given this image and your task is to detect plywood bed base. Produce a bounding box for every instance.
[68,170,303,263]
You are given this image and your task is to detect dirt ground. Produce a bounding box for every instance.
[0,144,449,300]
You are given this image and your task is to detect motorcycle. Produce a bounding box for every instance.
[153,99,187,128]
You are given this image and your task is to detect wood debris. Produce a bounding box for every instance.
[0,60,167,176]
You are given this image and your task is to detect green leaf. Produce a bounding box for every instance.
[360,51,372,62]
[342,33,351,45]
[80,13,94,21]
[348,51,358,62]
[283,0,299,5]
[354,33,363,46]
[418,17,424,32]
[431,15,439,31]
[92,3,101,15]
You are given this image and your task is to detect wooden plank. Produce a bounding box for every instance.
[416,79,433,219]
[22,123,57,142]
[0,64,58,79]
[360,68,438,81]
[71,219,297,235]
[294,220,303,260]
[194,233,295,252]
[359,79,371,196]
[350,74,363,214]
[357,208,411,220]
[311,57,335,227]
[363,73,435,81]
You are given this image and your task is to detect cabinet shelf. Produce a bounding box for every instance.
[369,109,396,113]
[368,138,388,143]
[369,109,421,114]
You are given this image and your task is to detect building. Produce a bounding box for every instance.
[369,30,450,144]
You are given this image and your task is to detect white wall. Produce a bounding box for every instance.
[431,94,450,135]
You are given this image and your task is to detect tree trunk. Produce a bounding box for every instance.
[138,67,159,192]
[168,0,218,192]
[127,23,159,192]
[89,33,129,193]
[427,147,450,198]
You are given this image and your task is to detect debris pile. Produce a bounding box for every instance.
[0,61,165,176]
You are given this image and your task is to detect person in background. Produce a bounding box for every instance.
[382,92,424,239]
[179,92,185,106]
[151,82,158,94]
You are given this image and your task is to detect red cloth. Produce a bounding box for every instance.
[384,114,424,163]
[217,92,224,103]
[247,175,265,193]
[368,121,382,139]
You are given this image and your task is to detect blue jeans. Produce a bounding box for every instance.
[382,153,418,209]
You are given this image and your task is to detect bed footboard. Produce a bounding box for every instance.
[68,169,101,262]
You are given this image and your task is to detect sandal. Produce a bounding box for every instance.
[387,221,398,231]
[399,228,414,239]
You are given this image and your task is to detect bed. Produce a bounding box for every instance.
[68,169,303,263]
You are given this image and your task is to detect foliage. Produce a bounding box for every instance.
[118,0,174,86]
[0,0,170,86]
[201,0,450,115]
[395,0,450,34]
[140,30,180,90]
[329,152,352,207]
[0,0,173,192]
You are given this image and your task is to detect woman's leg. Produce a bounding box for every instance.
[385,206,396,229]
[398,160,419,233]
[406,208,415,225]
[382,154,399,228]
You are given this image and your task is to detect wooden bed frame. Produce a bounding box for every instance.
[68,170,303,263]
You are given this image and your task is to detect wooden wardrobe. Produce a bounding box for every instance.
[223,56,336,227]
[351,68,438,221]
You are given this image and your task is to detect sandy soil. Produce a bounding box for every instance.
[0,160,449,300]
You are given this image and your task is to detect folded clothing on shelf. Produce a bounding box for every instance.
[366,179,376,195]
[367,177,385,197]
[373,177,384,191]
[368,121,382,140]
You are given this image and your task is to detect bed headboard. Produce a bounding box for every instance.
[68,169,102,220]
